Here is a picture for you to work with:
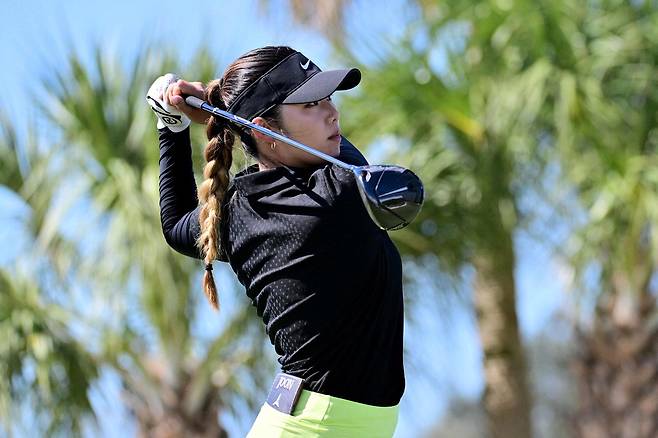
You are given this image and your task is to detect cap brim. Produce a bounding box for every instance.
[282,68,361,104]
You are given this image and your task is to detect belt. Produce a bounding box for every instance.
[266,372,305,415]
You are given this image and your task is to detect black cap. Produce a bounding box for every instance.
[227,51,361,120]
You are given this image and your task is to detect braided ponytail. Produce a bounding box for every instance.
[196,79,234,311]
[195,46,296,310]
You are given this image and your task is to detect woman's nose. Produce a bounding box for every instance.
[324,99,339,122]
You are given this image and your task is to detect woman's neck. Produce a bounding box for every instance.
[258,161,312,172]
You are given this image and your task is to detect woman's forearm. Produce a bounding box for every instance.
[158,127,203,259]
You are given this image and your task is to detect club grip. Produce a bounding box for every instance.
[184,95,205,109]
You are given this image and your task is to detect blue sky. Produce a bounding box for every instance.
[2,1,566,437]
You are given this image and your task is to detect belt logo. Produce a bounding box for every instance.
[267,372,304,415]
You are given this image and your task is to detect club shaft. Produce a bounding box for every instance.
[185,96,356,171]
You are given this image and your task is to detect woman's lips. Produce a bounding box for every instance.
[329,133,341,142]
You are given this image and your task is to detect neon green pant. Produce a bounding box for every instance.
[246,389,400,437]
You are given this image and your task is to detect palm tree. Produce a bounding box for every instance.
[1,45,273,436]
[42,44,274,436]
[406,1,658,436]
[338,36,537,438]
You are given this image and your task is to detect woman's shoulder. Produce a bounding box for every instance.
[311,136,369,196]
[338,136,369,166]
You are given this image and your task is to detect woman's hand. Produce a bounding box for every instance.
[146,74,190,132]
[165,80,209,124]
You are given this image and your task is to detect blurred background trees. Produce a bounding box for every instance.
[2,0,658,437]
[1,47,272,436]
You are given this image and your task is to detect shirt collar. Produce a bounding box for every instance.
[232,163,324,197]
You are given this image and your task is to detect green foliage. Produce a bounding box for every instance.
[0,268,99,435]
[0,113,98,434]
[546,2,658,297]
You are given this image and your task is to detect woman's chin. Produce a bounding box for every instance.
[327,142,341,157]
[313,145,340,159]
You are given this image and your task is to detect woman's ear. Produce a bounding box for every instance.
[250,117,278,144]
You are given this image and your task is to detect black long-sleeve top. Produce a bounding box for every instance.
[158,127,405,406]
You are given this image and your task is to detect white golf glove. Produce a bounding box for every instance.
[146,73,191,132]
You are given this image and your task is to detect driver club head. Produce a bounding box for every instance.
[353,165,425,231]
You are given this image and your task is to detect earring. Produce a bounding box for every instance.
[270,142,276,151]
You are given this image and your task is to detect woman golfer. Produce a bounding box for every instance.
[148,46,404,437]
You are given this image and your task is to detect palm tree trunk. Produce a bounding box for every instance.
[572,288,658,438]
[473,228,533,438]
[131,396,229,438]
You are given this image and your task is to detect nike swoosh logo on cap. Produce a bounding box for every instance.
[300,59,311,69]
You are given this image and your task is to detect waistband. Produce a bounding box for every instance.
[251,387,399,438]
[266,372,399,419]
[293,388,400,419]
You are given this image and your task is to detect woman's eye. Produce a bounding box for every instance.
[305,96,331,108]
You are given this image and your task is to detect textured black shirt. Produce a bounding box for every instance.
[158,127,405,406]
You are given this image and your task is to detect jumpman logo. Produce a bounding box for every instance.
[272,393,282,408]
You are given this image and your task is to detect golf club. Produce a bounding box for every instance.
[185,95,424,231]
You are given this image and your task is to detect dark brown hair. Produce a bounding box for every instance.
[196,46,295,310]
